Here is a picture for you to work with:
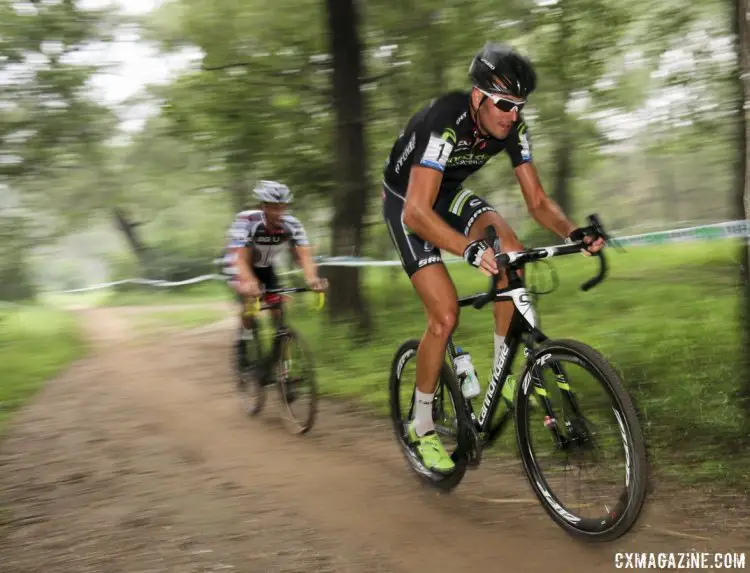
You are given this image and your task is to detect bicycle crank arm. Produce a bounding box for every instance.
[457,415,482,468]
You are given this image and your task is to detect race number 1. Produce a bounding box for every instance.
[420,134,454,171]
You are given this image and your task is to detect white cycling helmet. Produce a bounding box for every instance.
[253,180,293,204]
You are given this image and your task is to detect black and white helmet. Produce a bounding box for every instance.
[253,180,293,204]
[468,42,537,99]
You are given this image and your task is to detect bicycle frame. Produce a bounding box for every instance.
[441,215,610,452]
[244,287,326,372]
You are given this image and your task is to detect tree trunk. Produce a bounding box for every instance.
[112,207,149,266]
[552,130,574,216]
[551,0,574,218]
[324,0,372,337]
[732,0,750,422]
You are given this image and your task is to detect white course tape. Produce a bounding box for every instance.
[42,219,750,295]
[56,274,227,294]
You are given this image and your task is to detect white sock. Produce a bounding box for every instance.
[412,389,435,437]
[494,333,506,366]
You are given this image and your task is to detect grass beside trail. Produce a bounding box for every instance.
[130,307,227,333]
[100,280,229,307]
[278,239,749,490]
[0,305,87,434]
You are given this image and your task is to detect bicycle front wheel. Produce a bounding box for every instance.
[237,318,266,417]
[515,339,648,542]
[273,328,318,434]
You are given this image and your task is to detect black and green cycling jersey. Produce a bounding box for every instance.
[382,90,532,198]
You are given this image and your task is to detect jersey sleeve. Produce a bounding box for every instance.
[505,118,533,168]
[411,99,460,173]
[283,215,310,247]
[227,217,250,249]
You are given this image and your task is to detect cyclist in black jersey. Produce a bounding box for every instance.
[222,180,328,371]
[382,42,605,473]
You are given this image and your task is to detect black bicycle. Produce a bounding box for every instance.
[389,214,648,542]
[236,286,325,434]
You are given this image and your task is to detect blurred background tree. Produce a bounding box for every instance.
[1,0,746,335]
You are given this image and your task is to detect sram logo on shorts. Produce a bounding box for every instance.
[418,255,441,267]
[463,206,493,235]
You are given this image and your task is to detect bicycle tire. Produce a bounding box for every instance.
[274,327,318,434]
[238,317,266,417]
[388,338,470,492]
[515,338,648,542]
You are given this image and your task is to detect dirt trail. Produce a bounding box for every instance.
[0,305,748,572]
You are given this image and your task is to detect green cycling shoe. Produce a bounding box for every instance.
[407,421,455,474]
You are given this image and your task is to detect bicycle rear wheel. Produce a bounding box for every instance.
[389,338,471,492]
[515,339,648,542]
[273,328,318,434]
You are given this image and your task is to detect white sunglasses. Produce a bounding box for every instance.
[478,89,526,112]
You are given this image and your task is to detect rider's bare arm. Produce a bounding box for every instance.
[293,244,319,283]
[403,166,474,257]
[514,163,577,240]
[233,246,258,284]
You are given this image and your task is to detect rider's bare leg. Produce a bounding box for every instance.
[409,263,459,436]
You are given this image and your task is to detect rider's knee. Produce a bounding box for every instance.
[490,223,523,252]
[471,211,523,252]
[427,305,459,340]
[503,233,524,252]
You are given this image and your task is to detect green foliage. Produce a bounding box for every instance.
[0,1,119,183]
[4,0,739,281]
[0,305,86,432]
[146,0,335,210]
[0,214,36,301]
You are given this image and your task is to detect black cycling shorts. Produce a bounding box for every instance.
[229,265,282,303]
[382,182,497,277]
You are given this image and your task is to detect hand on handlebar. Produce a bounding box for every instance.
[582,235,606,256]
[238,277,263,299]
[567,226,606,257]
[305,276,329,292]
[463,239,499,276]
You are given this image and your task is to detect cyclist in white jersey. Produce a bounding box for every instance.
[221,180,328,369]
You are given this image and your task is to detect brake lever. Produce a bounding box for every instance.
[586,213,626,253]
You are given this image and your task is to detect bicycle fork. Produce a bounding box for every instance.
[522,349,592,452]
